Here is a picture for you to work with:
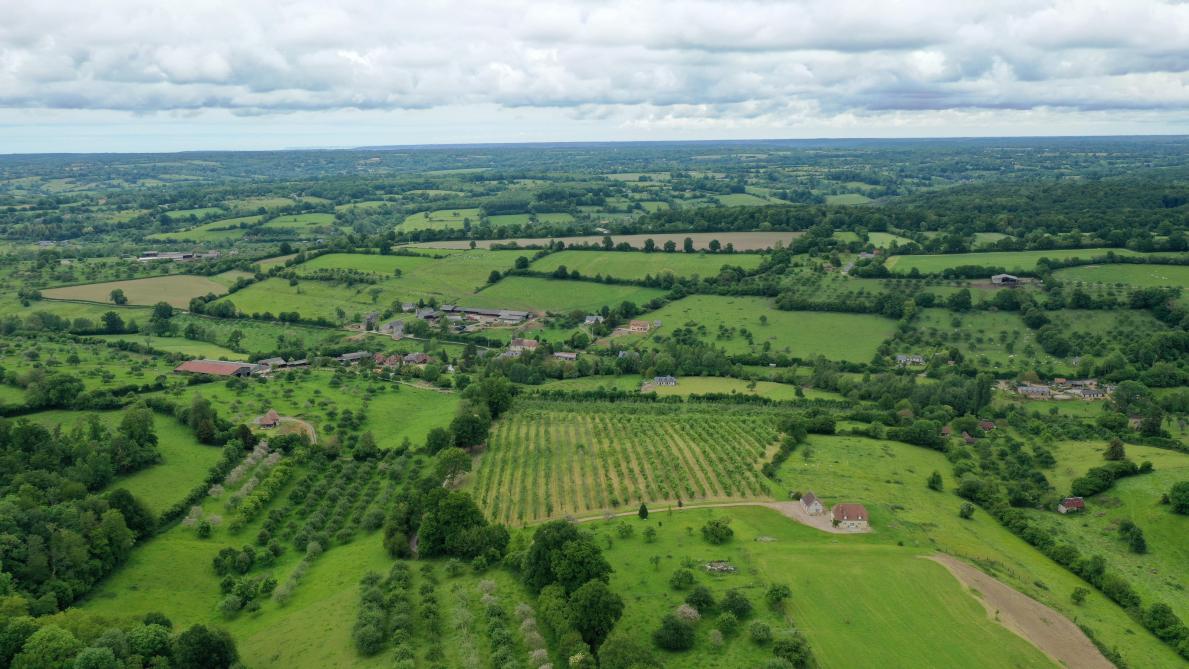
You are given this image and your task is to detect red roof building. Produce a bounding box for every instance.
[260,409,280,428]
[1058,497,1085,514]
[174,360,255,377]
[978,420,996,431]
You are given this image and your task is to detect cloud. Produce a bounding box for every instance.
[0,0,1186,137]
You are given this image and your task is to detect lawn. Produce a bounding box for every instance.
[459,276,667,314]
[1052,263,1189,290]
[42,274,233,309]
[529,250,764,281]
[401,208,482,231]
[639,295,898,362]
[885,248,1164,274]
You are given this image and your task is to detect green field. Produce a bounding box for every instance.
[401,208,482,230]
[529,249,764,281]
[1052,263,1189,289]
[886,248,1161,274]
[639,295,898,361]
[831,231,861,243]
[486,212,575,226]
[459,276,667,314]
[825,193,873,204]
[42,274,232,308]
[149,215,265,242]
[869,231,913,247]
[163,207,223,220]
[262,213,338,230]
[93,334,248,360]
[298,252,437,274]
[646,376,803,400]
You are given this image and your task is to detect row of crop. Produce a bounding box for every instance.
[231,458,294,527]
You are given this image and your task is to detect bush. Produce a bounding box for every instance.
[773,632,815,668]
[653,614,695,651]
[749,621,773,644]
[685,585,715,613]
[701,517,734,544]
[669,569,695,590]
[716,612,739,636]
[721,590,753,619]
[674,603,701,623]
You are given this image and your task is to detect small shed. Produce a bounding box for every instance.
[1058,497,1085,514]
[260,409,280,428]
[801,491,823,516]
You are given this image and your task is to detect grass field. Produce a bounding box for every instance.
[529,249,764,280]
[886,248,1162,274]
[639,295,898,361]
[1052,263,1189,289]
[298,252,437,274]
[470,400,779,524]
[825,193,873,204]
[414,231,804,252]
[459,276,667,314]
[486,212,575,226]
[596,506,1055,669]
[359,386,459,449]
[42,274,232,308]
[262,213,338,230]
[401,208,482,230]
[93,334,248,360]
[647,376,803,399]
[163,207,223,220]
[869,231,913,247]
[148,215,264,242]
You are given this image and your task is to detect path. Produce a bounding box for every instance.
[927,555,1113,669]
[278,416,318,444]
[562,499,869,535]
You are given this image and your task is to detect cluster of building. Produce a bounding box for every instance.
[1016,378,1109,400]
[895,354,927,366]
[500,338,580,362]
[137,250,221,263]
[361,304,533,338]
[940,420,996,445]
[173,357,309,377]
[800,492,870,531]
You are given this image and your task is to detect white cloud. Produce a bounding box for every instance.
[0,0,1186,149]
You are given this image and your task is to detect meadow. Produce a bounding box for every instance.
[885,248,1159,274]
[459,276,668,313]
[868,231,912,247]
[639,295,898,361]
[42,273,235,308]
[401,208,482,230]
[2,339,179,391]
[529,249,765,280]
[262,213,338,230]
[1052,263,1189,289]
[93,334,248,360]
[469,399,780,525]
[298,252,438,274]
[486,212,575,226]
[148,215,265,242]
[414,230,804,251]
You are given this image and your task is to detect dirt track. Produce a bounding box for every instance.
[927,555,1113,669]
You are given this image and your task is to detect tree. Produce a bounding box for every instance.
[523,521,609,593]
[599,630,660,669]
[683,237,695,253]
[765,584,791,609]
[569,580,624,649]
[652,614,695,651]
[11,626,81,669]
[927,471,944,491]
[27,373,84,409]
[434,447,472,483]
[959,503,975,519]
[1104,438,1126,461]
[100,311,124,333]
[685,585,715,613]
[749,621,772,644]
[1071,587,1089,605]
[721,590,753,618]
[700,517,734,544]
[515,256,530,270]
[109,289,127,305]
[72,647,120,669]
[105,489,156,538]
[172,625,239,669]
[772,632,815,668]
[487,270,502,284]
[425,427,452,454]
[669,569,695,590]
[1170,481,1189,514]
[638,503,649,520]
[946,288,972,312]
[643,526,658,543]
[450,405,491,449]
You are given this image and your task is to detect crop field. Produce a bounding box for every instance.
[775,434,1183,667]
[595,506,1055,669]
[42,274,232,308]
[639,295,898,361]
[529,249,765,280]
[886,248,1158,274]
[459,276,667,313]
[470,400,779,524]
[1053,263,1189,289]
[401,207,482,230]
[414,230,805,251]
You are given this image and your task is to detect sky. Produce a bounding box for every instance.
[1,0,1188,153]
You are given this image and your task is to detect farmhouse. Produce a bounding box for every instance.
[174,359,256,377]
[831,503,869,530]
[510,338,539,352]
[978,420,996,431]
[258,357,287,370]
[895,354,926,366]
[381,320,404,338]
[401,303,416,313]
[801,492,823,516]
[403,352,430,365]
[940,425,952,437]
[259,409,280,428]
[1058,497,1085,514]
[1074,387,1107,400]
[553,352,578,361]
[337,351,371,364]
[991,273,1019,285]
[362,311,381,331]
[629,320,651,333]
[653,375,677,386]
[584,315,605,325]
[1017,384,1052,398]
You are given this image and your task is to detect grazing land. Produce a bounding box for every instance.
[529,249,764,280]
[886,248,1160,274]
[1053,263,1189,289]
[460,276,668,313]
[413,230,805,251]
[42,274,233,308]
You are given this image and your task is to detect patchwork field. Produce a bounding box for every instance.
[42,274,233,308]
[639,295,898,361]
[414,230,804,251]
[470,400,780,524]
[529,249,765,280]
[459,276,667,313]
[886,248,1162,274]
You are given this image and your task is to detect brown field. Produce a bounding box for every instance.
[411,230,803,252]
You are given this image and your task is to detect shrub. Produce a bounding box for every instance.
[653,614,695,651]
[674,604,701,623]
[749,621,773,644]
[721,590,753,619]
[685,585,715,613]
[669,569,695,590]
[716,612,739,636]
[700,517,734,544]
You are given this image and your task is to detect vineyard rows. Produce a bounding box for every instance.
[471,401,781,524]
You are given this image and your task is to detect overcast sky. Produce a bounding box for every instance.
[1,0,1187,153]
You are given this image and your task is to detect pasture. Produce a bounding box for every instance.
[825,193,874,204]
[401,208,482,230]
[42,274,232,308]
[262,213,337,230]
[886,248,1158,274]
[298,252,437,274]
[640,295,898,361]
[869,231,912,247]
[148,215,264,242]
[459,276,667,313]
[646,376,802,400]
[1052,263,1189,289]
[414,230,804,251]
[470,400,780,524]
[529,249,764,281]
[93,334,247,360]
[486,212,574,226]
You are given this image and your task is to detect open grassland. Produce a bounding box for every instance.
[825,192,874,204]
[869,231,913,247]
[42,274,232,308]
[359,386,459,449]
[1024,441,1189,621]
[148,215,265,242]
[487,212,575,226]
[775,433,1183,667]
[640,295,898,361]
[334,200,390,212]
[886,248,1167,274]
[298,252,437,274]
[459,276,667,313]
[401,207,482,230]
[262,213,338,230]
[163,207,223,220]
[414,230,804,251]
[93,334,247,360]
[1053,263,1189,289]
[529,249,764,280]
[470,400,779,525]
[594,505,1056,669]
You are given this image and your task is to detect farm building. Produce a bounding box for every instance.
[401,303,416,312]
[895,354,926,366]
[362,311,381,330]
[584,315,605,325]
[991,273,1019,285]
[1017,384,1052,398]
[978,420,996,431]
[381,320,404,338]
[403,352,430,365]
[1074,387,1107,399]
[1058,497,1085,514]
[338,351,371,364]
[801,492,823,516]
[258,357,287,370]
[259,409,280,428]
[940,425,952,437]
[553,352,578,361]
[653,375,677,387]
[831,503,869,530]
[629,320,651,333]
[174,359,256,377]
[510,338,539,352]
